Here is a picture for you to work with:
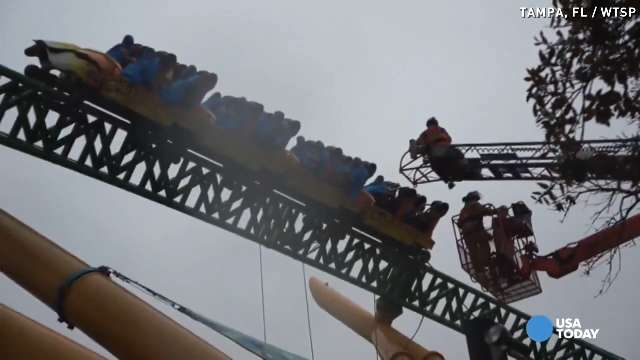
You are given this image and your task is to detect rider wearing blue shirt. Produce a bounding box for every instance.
[106,35,134,67]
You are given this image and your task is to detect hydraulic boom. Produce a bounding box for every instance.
[521,213,640,279]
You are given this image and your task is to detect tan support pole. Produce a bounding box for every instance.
[0,303,106,360]
[309,277,444,360]
[0,209,230,360]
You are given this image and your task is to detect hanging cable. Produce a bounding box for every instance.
[258,245,268,351]
[371,293,380,360]
[300,263,316,360]
[409,315,425,341]
[104,266,308,360]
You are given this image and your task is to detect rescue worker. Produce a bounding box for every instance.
[457,191,497,279]
[494,201,536,285]
[492,206,518,284]
[410,117,452,159]
[410,117,464,187]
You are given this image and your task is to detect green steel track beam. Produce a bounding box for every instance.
[0,64,623,360]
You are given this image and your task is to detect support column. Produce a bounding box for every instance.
[0,209,230,360]
[309,276,444,360]
[0,304,106,360]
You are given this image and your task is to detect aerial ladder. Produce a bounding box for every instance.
[0,64,624,359]
[400,139,639,187]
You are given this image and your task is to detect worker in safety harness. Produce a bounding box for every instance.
[410,117,451,158]
[410,117,465,188]
[492,206,519,284]
[457,191,498,278]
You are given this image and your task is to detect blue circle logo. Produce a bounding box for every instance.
[527,315,553,342]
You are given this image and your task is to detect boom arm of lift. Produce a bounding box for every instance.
[520,213,640,279]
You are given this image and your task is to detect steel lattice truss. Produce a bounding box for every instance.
[0,65,623,360]
[400,139,638,186]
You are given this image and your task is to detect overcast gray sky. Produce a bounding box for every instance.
[1,1,639,359]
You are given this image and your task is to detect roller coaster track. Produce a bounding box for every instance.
[400,139,638,186]
[0,64,623,360]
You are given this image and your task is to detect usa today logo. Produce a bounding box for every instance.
[526,315,600,342]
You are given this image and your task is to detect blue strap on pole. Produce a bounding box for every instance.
[54,265,110,329]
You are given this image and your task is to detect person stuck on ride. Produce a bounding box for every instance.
[106,35,135,68]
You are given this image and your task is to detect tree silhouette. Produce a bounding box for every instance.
[525,0,639,293]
